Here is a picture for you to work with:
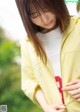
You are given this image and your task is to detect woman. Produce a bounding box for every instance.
[15,0,80,112]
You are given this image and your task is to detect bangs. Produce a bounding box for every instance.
[23,0,70,32]
[26,0,54,15]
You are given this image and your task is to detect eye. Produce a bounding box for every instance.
[30,12,40,18]
[30,8,50,18]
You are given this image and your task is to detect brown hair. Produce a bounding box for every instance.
[15,0,70,64]
[77,2,80,12]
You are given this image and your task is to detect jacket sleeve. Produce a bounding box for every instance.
[21,39,41,107]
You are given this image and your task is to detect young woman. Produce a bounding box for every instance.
[15,0,80,112]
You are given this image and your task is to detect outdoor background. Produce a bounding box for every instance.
[0,1,80,112]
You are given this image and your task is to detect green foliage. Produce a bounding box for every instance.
[0,28,43,112]
[65,0,80,2]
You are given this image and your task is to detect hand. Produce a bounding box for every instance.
[45,104,65,112]
[62,80,80,102]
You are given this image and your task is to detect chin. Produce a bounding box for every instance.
[45,26,54,29]
[45,23,57,30]
[45,25,55,30]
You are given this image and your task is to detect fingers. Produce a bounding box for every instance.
[62,80,80,91]
[52,104,65,109]
[68,89,80,102]
[62,80,80,102]
[72,94,80,101]
[58,109,65,112]
[68,88,80,95]
[45,104,65,112]
[77,99,80,102]
[73,94,80,99]
[66,80,80,86]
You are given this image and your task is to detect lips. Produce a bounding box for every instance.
[44,20,53,26]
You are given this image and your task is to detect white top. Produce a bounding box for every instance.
[36,27,63,77]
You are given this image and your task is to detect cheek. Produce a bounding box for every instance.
[51,14,56,20]
[53,16,56,23]
[51,14,57,24]
[31,18,41,26]
[49,12,56,19]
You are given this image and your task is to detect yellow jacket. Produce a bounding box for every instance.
[21,16,80,112]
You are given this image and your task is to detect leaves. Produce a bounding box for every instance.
[0,27,42,112]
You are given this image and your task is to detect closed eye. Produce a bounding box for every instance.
[30,12,40,18]
[30,8,50,18]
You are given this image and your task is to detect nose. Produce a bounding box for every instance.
[40,13,49,24]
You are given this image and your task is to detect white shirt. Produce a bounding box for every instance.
[36,27,63,77]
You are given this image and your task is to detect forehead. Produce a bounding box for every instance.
[29,0,51,13]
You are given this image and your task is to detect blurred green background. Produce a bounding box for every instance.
[0,27,43,112]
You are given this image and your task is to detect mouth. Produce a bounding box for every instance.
[44,20,53,26]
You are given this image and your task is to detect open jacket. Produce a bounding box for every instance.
[21,16,80,112]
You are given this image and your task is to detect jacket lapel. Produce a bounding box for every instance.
[26,39,55,77]
[61,17,79,51]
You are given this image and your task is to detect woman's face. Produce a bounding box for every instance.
[30,8,57,30]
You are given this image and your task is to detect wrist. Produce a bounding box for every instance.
[42,104,49,112]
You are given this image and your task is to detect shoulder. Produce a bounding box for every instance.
[20,35,31,47]
[67,16,80,29]
[20,35,35,52]
[63,16,80,36]
[71,16,80,29]
[70,16,80,24]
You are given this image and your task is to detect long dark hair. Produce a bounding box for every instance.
[15,0,70,64]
